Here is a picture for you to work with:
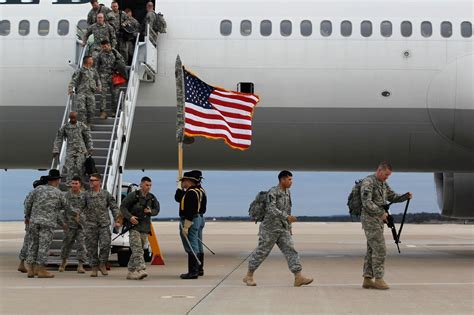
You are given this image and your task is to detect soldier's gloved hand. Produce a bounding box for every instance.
[130,216,139,225]
[287,215,297,223]
[177,181,182,189]
[182,219,193,236]
[381,204,390,211]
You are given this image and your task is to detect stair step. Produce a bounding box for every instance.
[91,124,114,132]
[93,139,113,148]
[91,131,113,140]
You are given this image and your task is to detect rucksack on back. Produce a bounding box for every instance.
[153,12,167,33]
[249,191,268,223]
[347,179,363,216]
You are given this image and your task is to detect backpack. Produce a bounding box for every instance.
[347,179,363,216]
[84,156,97,176]
[249,191,268,223]
[153,12,167,33]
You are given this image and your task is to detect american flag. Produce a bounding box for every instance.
[183,68,260,150]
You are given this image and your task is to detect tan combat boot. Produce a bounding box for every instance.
[18,260,27,273]
[98,263,108,276]
[126,271,141,280]
[138,270,148,279]
[37,265,55,278]
[362,277,375,289]
[243,271,257,286]
[99,111,108,119]
[90,266,98,277]
[58,259,67,272]
[373,278,390,290]
[294,272,313,287]
[26,263,35,278]
[77,262,85,274]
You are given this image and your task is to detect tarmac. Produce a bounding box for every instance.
[0,221,473,315]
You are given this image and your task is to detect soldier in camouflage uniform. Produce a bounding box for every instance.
[96,39,126,119]
[68,55,101,125]
[83,13,116,65]
[244,171,313,287]
[360,161,412,290]
[87,0,112,26]
[107,1,129,62]
[123,8,141,64]
[83,173,120,277]
[143,1,167,35]
[24,169,69,278]
[18,178,46,273]
[59,176,88,274]
[120,176,160,280]
[52,112,93,184]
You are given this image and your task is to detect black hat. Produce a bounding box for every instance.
[46,169,63,180]
[179,170,202,183]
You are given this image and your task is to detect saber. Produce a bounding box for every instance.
[197,237,215,255]
[180,222,201,265]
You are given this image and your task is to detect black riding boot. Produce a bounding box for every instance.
[180,253,199,279]
[198,253,204,276]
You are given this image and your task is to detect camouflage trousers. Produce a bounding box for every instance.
[64,151,87,183]
[85,225,111,266]
[100,74,119,113]
[362,216,386,278]
[128,229,148,272]
[76,92,96,125]
[26,224,54,265]
[248,225,302,274]
[60,227,87,263]
[19,224,31,261]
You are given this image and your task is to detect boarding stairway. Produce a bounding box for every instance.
[47,25,159,266]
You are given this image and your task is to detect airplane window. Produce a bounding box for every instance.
[19,20,30,36]
[341,20,352,37]
[300,20,312,37]
[241,20,252,36]
[260,20,272,36]
[77,20,88,31]
[220,20,232,36]
[38,20,50,36]
[421,21,432,37]
[361,20,372,37]
[401,21,412,37]
[0,20,10,36]
[380,21,392,37]
[461,21,472,38]
[58,20,69,36]
[320,20,332,37]
[280,20,292,36]
[441,21,452,38]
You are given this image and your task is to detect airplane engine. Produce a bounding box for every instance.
[434,173,474,218]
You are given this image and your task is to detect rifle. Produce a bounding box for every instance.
[113,192,153,240]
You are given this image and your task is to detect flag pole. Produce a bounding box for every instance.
[175,55,185,179]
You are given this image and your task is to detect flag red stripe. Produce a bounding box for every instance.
[209,98,254,113]
[185,104,252,121]
[184,130,249,150]
[185,107,252,130]
[213,90,259,104]
[185,118,252,140]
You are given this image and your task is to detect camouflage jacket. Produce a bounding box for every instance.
[52,122,93,154]
[107,10,128,32]
[120,190,160,233]
[360,174,408,220]
[261,185,292,231]
[64,190,86,229]
[83,189,119,227]
[87,5,112,25]
[24,185,68,228]
[68,66,101,95]
[85,23,116,48]
[96,49,126,78]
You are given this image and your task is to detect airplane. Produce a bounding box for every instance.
[0,0,473,218]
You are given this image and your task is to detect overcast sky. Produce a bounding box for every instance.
[0,169,438,221]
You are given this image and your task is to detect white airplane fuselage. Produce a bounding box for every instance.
[0,0,473,173]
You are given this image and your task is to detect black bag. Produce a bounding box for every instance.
[84,156,97,176]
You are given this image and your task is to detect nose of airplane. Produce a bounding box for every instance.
[427,53,474,151]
